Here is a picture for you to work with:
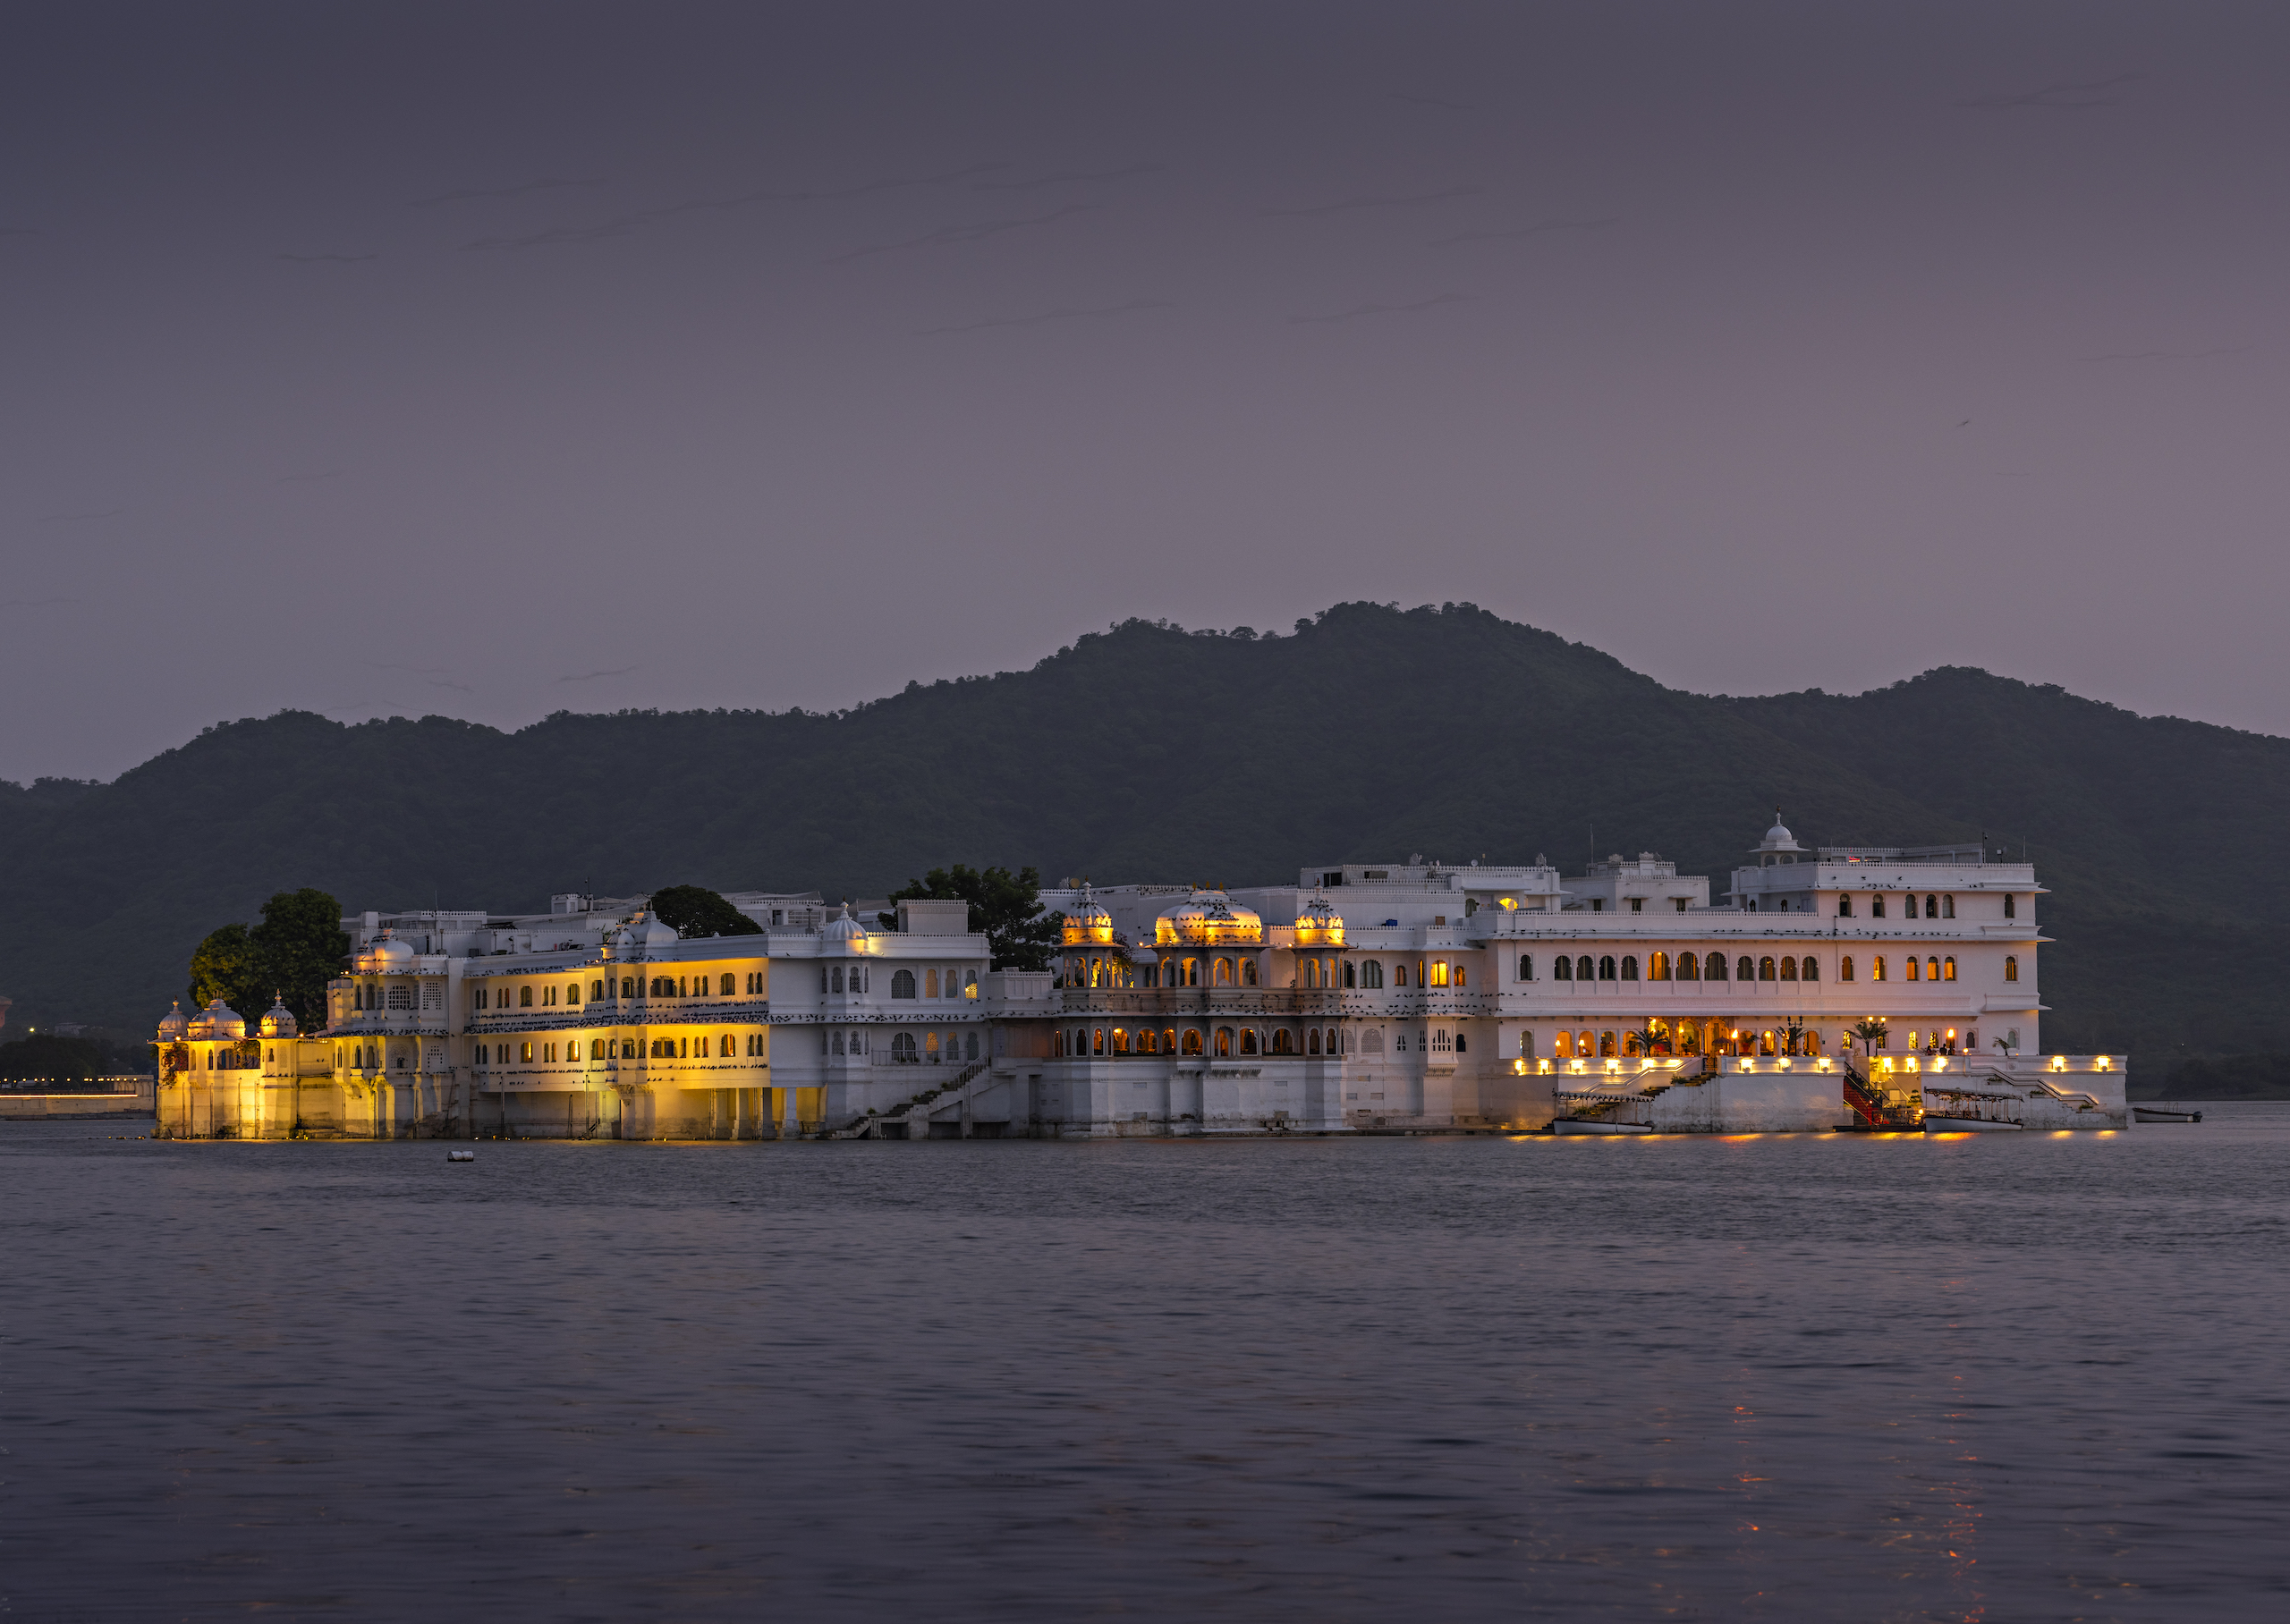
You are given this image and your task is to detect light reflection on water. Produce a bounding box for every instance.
[5,1106,2286,1621]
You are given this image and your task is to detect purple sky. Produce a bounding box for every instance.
[6,2,2286,783]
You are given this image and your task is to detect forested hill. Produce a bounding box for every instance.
[3,601,2281,1070]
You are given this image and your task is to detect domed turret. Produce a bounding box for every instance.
[1751,807,1806,866]
[360,929,416,970]
[606,911,681,959]
[187,997,246,1040]
[259,995,299,1039]
[1063,884,1115,946]
[823,902,869,944]
[155,1001,189,1041]
[1154,887,1263,947]
[1293,891,1344,947]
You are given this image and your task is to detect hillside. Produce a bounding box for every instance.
[2,602,2280,1079]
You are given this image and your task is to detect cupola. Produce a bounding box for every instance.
[1293,891,1344,947]
[259,994,299,1039]
[1154,887,1263,947]
[1063,884,1115,946]
[823,902,869,945]
[1751,808,1806,866]
[154,1001,190,1041]
[187,997,246,1041]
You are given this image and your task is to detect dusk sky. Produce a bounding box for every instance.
[6,2,2286,783]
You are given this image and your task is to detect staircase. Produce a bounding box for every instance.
[829,1060,994,1139]
[1843,1062,1921,1129]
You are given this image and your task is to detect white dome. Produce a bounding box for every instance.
[363,930,416,968]
[1063,883,1115,945]
[1154,888,1263,946]
[259,996,299,1039]
[187,997,246,1040]
[1293,892,1344,944]
[1752,808,1805,856]
[823,902,869,943]
[155,1001,189,1041]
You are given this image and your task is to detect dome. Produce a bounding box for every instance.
[1752,808,1805,858]
[187,997,245,1041]
[1154,887,1262,947]
[1293,891,1344,946]
[607,911,681,957]
[1062,884,1115,946]
[154,1001,189,1041]
[823,902,869,944]
[362,929,416,969]
[259,995,299,1039]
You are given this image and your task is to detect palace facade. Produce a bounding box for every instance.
[152,816,2129,1139]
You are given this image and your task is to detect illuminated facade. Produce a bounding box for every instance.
[150,816,2126,1139]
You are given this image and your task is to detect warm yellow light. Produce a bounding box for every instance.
[2095,1055,2111,1070]
[1933,1057,1947,1071]
[1817,1058,1832,1071]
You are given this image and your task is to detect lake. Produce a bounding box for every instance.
[4,1109,2286,1620]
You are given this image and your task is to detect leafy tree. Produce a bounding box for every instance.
[250,888,350,1030]
[649,884,763,938]
[880,864,1061,970]
[0,1032,106,1083]
[188,922,265,1020]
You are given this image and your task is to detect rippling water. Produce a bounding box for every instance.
[5,1111,2286,1621]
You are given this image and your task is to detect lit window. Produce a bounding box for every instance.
[1650,952,1669,981]
[1928,957,1941,981]
[1429,961,1449,987]
[1759,956,1776,982]
[1943,956,1956,982]
[1907,957,1921,981]
[1872,956,1887,981]
[1779,956,1797,981]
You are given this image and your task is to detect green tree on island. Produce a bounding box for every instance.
[187,888,352,1030]
[880,865,1062,970]
[648,885,764,938]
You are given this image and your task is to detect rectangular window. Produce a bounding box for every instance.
[1429,961,1449,987]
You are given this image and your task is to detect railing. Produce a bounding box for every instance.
[1842,1062,1921,1129]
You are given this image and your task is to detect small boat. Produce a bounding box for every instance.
[1554,1118,1655,1135]
[446,1148,476,1162]
[2133,1104,2203,1124]
[1923,1113,2023,1133]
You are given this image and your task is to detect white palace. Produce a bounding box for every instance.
[151,815,2130,1139]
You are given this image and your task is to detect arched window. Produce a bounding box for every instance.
[1706,952,1727,982]
[2005,895,2017,919]
[566,983,581,1006]
[1802,957,1819,983]
[1213,958,1232,985]
[1678,952,1699,980]
[1300,958,1318,990]
[1925,895,1938,918]
[831,965,844,994]
[1520,1030,1537,1059]
[1872,896,1887,918]
[1623,1029,1641,1057]
[892,1032,916,1061]
[1308,1028,1321,1054]
[1927,957,1941,982]
[1840,955,1854,981]
[1090,1028,1104,1056]
[1759,956,1777,982]
[1737,956,1755,982]
[1838,895,1853,918]
[1599,956,1617,981]
[1363,1028,1385,1053]
[1271,1028,1294,1054]
[1553,955,1573,982]
[1620,955,1640,981]
[622,977,637,998]
[891,969,916,999]
[718,1034,733,1057]
[1759,1030,1776,1056]
[1429,961,1449,987]
[1573,956,1591,982]
[1906,957,1921,981]
[1183,959,1201,987]
[1941,895,1955,918]
[1578,1030,1595,1057]
[1556,1030,1574,1058]
[1517,954,1533,981]
[1943,956,1956,981]
[921,968,937,998]
[1243,960,1259,986]
[1239,1028,1258,1053]
[2004,955,2018,982]
[1112,1028,1129,1053]
[1779,956,1797,981]
[1362,960,1385,989]
[1344,960,1359,988]
[1453,965,1467,987]
[1455,1031,1467,1053]
[519,985,533,1007]
[1392,962,1409,988]
[1215,1028,1234,1057]
[1182,1028,1203,1054]
[1649,952,1668,981]
[588,1038,602,1060]
[1872,956,1887,981]
[1159,958,1175,986]
[1599,1030,1616,1057]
